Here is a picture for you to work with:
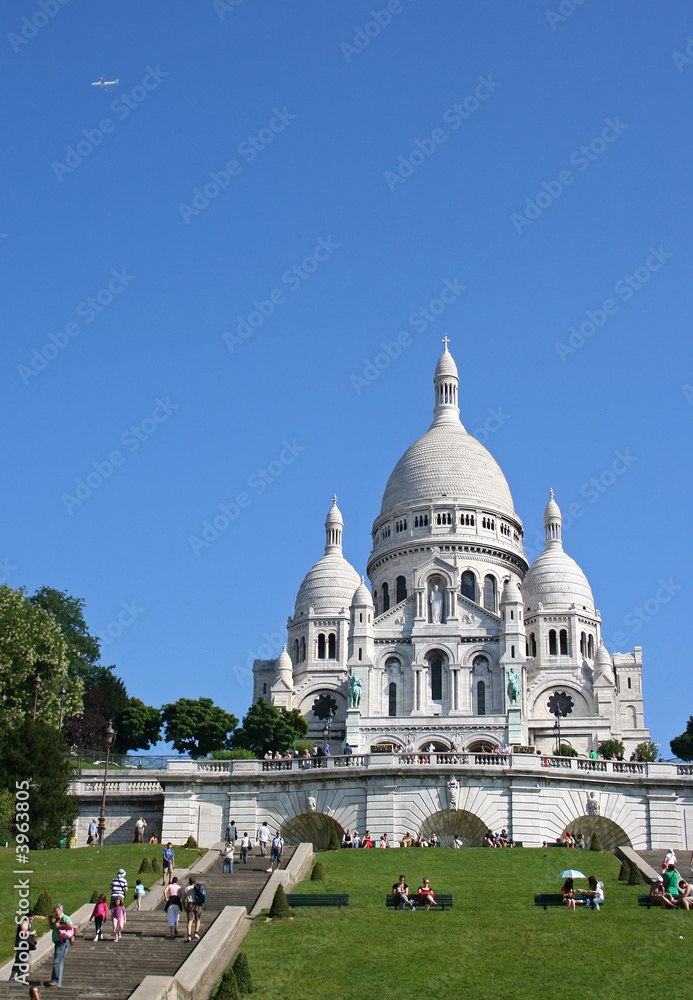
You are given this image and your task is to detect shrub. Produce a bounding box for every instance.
[209,749,256,760]
[310,860,326,881]
[269,884,290,919]
[617,858,631,881]
[597,739,625,761]
[185,835,198,849]
[328,830,340,851]
[139,856,152,873]
[589,831,604,852]
[150,855,161,873]
[34,889,53,916]
[628,862,644,885]
[232,953,252,994]
[90,890,101,904]
[634,741,659,763]
[215,969,240,1000]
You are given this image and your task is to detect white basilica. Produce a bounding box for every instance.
[253,342,649,756]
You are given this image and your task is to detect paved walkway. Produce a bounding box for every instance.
[1,848,292,1000]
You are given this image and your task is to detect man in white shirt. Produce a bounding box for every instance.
[256,822,271,856]
[240,833,252,863]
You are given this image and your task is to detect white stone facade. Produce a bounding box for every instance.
[253,343,649,758]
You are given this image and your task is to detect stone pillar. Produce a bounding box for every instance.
[345,708,361,750]
[458,665,472,714]
[507,707,523,746]
[446,587,457,622]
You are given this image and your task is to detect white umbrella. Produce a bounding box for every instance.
[558,869,586,879]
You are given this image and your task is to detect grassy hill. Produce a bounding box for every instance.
[240,847,692,1000]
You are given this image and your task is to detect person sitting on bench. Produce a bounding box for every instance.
[580,875,604,910]
[417,877,440,910]
[561,877,576,911]
[392,875,415,909]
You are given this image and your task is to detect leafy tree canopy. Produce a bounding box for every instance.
[30,586,101,676]
[117,698,162,752]
[671,717,693,761]
[0,584,82,727]
[0,720,79,849]
[634,740,659,762]
[597,738,625,760]
[231,697,308,757]
[161,697,238,758]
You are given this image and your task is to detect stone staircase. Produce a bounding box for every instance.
[1,848,293,1000]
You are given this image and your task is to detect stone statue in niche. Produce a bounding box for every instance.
[429,584,444,623]
[587,791,600,815]
[446,776,460,811]
[306,794,317,813]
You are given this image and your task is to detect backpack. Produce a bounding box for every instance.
[194,882,207,905]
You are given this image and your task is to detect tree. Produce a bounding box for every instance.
[29,587,100,676]
[232,953,252,994]
[597,739,625,760]
[0,720,79,849]
[634,741,659,763]
[116,699,162,752]
[231,698,308,757]
[269,883,290,919]
[671,717,693,761]
[589,831,604,852]
[161,697,238,758]
[0,584,82,728]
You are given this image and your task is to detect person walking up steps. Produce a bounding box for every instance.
[240,832,252,863]
[164,877,182,938]
[90,895,108,941]
[184,876,205,942]
[267,830,284,873]
[135,880,146,910]
[111,896,126,942]
[110,869,128,907]
[163,843,175,886]
[256,822,270,857]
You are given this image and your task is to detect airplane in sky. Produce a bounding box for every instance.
[91,77,119,91]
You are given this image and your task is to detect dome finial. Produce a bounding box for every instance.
[325,495,344,553]
[543,488,563,549]
[432,339,460,427]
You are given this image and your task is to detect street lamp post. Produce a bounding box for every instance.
[32,674,42,722]
[58,686,67,730]
[322,707,335,747]
[98,721,116,846]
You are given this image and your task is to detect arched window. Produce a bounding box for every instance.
[529,633,537,657]
[511,645,515,658]
[460,571,476,602]
[293,639,299,663]
[627,676,631,690]
[559,629,568,655]
[549,629,557,655]
[358,647,362,661]
[382,582,390,613]
[373,588,379,614]
[263,682,267,695]
[580,632,586,655]
[396,575,407,604]
[300,636,306,662]
[328,633,336,659]
[626,705,636,728]
[317,633,326,659]
[388,682,397,717]
[477,680,486,716]
[588,635,594,658]
[483,575,497,613]
[430,658,442,700]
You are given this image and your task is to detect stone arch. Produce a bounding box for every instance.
[416,737,453,752]
[466,737,501,752]
[419,808,488,847]
[529,683,593,719]
[282,811,343,852]
[561,815,631,852]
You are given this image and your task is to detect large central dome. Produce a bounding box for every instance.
[379,343,516,521]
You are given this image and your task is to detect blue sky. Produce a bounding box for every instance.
[2,0,692,754]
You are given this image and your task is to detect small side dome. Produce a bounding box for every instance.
[277,644,292,673]
[501,577,522,604]
[352,575,374,607]
[294,497,361,616]
[523,490,595,613]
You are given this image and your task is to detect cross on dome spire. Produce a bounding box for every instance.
[442,334,450,350]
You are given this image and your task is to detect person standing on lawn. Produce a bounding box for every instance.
[46,905,74,987]
[134,816,147,843]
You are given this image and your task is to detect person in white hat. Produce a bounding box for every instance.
[110,869,128,907]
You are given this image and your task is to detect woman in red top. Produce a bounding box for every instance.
[417,877,440,910]
[561,877,576,911]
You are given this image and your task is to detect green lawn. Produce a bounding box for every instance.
[240,848,692,1000]
[0,844,203,964]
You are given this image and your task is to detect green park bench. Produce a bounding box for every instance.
[286,893,350,908]
[534,893,606,909]
[638,894,662,909]
[386,893,453,910]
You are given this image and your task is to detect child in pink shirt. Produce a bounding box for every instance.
[111,896,126,941]
[90,894,108,941]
